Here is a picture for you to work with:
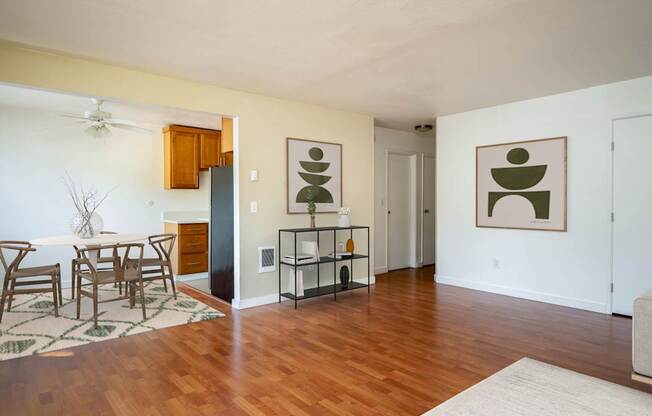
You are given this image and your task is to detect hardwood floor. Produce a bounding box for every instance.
[0,266,649,415]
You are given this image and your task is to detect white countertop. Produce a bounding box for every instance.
[162,210,209,224]
[163,218,209,224]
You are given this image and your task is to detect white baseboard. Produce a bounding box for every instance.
[232,293,284,309]
[232,275,376,310]
[375,267,388,275]
[176,273,208,282]
[435,274,609,314]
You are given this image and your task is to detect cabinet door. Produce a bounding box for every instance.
[221,118,233,153]
[200,132,221,169]
[171,131,199,188]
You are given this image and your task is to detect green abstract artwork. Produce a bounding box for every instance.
[287,138,342,213]
[476,137,567,231]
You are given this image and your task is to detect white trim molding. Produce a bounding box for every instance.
[435,274,609,314]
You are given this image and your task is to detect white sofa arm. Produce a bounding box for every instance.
[633,289,652,378]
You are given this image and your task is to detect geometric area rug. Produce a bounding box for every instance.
[422,358,652,416]
[0,281,225,361]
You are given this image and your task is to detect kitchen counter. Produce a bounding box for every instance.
[162,218,209,224]
[162,210,209,224]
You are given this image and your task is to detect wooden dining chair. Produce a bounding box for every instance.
[75,243,146,328]
[71,231,120,299]
[0,241,62,323]
[128,234,177,299]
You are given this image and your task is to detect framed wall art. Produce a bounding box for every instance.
[476,136,567,231]
[287,137,342,213]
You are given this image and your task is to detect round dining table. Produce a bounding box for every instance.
[30,233,148,268]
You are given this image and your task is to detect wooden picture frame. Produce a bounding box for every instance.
[476,136,567,231]
[287,137,342,214]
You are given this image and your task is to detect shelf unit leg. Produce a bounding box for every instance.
[317,231,320,289]
[367,227,370,294]
[278,231,281,304]
[350,228,353,289]
[294,232,297,309]
[333,229,337,301]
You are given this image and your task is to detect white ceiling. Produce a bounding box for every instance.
[0,84,221,130]
[0,0,651,132]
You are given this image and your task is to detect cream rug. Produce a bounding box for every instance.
[423,358,652,415]
[0,281,225,361]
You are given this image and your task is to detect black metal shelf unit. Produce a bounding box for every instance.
[278,225,370,308]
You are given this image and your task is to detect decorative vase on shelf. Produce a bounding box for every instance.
[70,211,104,239]
[339,265,350,288]
[309,215,316,229]
[338,214,351,228]
[338,207,351,228]
[346,238,355,254]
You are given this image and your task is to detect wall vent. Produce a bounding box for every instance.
[258,246,276,273]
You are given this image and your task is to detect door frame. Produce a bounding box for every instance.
[385,149,418,271]
[610,111,652,314]
[420,153,435,267]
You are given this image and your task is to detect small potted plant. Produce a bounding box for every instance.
[306,189,317,229]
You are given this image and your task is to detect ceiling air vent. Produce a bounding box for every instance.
[258,246,276,273]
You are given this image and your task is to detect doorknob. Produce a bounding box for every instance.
[388,211,391,214]
[424,209,430,214]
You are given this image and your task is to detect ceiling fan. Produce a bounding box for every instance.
[60,98,150,139]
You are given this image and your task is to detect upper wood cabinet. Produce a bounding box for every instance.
[199,131,222,170]
[164,125,221,189]
[164,126,200,189]
[221,117,233,153]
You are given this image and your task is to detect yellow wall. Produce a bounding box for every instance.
[0,42,374,305]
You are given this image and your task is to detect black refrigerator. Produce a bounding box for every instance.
[209,166,234,303]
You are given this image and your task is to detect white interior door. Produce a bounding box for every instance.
[613,115,652,315]
[422,156,436,266]
[388,153,412,270]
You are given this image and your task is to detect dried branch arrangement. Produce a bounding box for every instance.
[62,173,112,238]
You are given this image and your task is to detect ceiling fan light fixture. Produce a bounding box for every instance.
[85,123,111,139]
[414,124,433,133]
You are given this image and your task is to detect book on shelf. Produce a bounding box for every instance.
[282,254,315,264]
[327,252,354,259]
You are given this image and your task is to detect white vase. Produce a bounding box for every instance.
[70,212,104,239]
[338,214,351,228]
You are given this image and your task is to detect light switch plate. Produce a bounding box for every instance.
[250,201,258,213]
[250,170,258,181]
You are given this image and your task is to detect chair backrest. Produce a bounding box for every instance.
[0,241,35,275]
[148,234,176,262]
[77,243,144,277]
[73,231,119,259]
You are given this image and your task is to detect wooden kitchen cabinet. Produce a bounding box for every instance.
[164,222,209,275]
[164,126,199,189]
[221,117,233,153]
[199,131,222,170]
[164,125,222,189]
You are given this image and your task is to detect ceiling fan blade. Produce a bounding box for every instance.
[106,118,138,126]
[110,123,153,133]
[59,113,88,120]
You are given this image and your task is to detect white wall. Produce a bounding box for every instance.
[436,75,652,314]
[374,127,435,274]
[0,106,210,283]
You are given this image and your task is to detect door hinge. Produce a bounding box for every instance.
[611,212,615,222]
[611,141,615,151]
[610,283,614,293]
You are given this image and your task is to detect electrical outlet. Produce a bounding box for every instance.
[493,258,500,269]
[250,201,258,213]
